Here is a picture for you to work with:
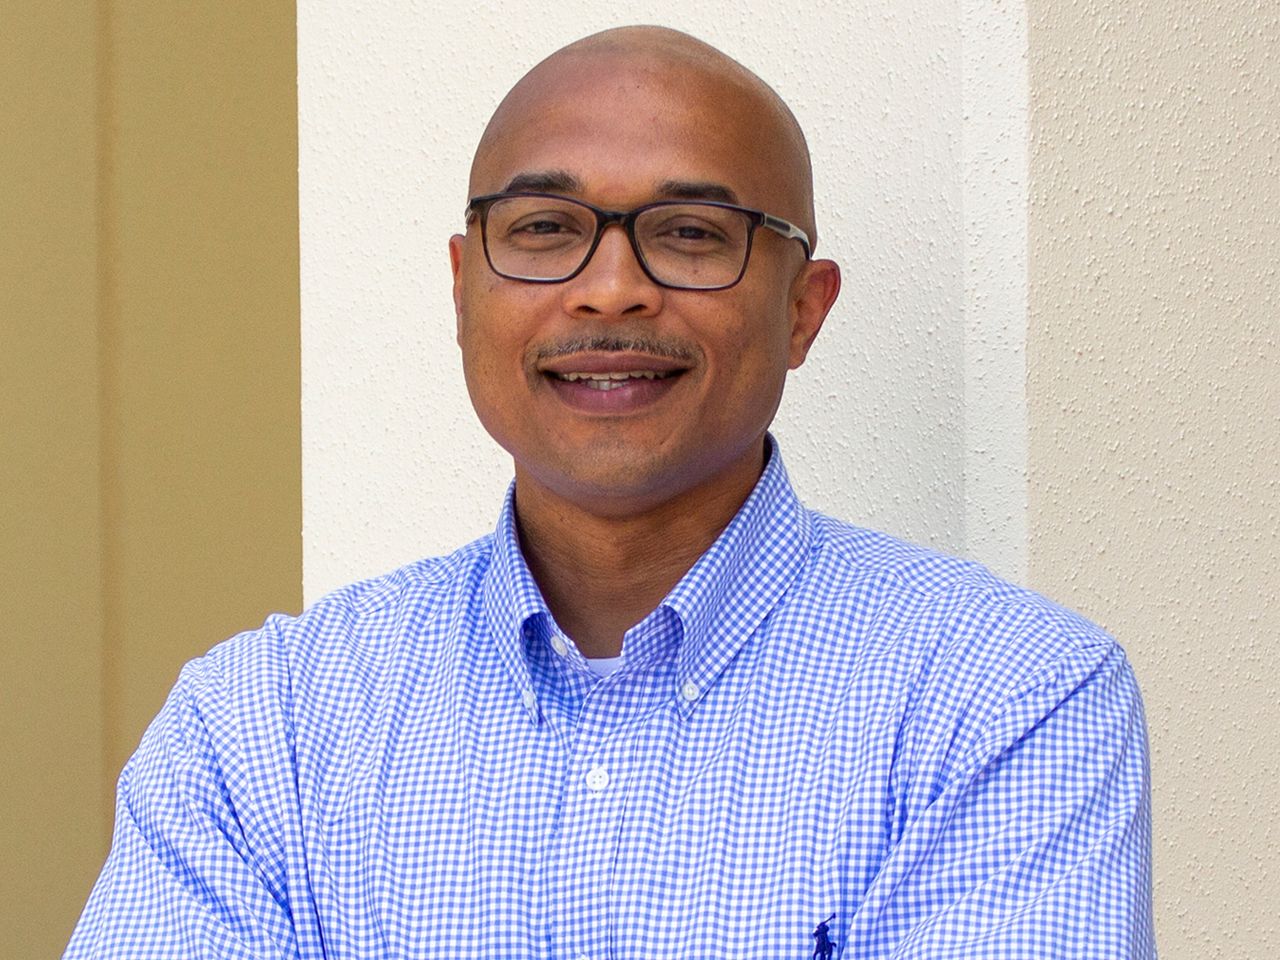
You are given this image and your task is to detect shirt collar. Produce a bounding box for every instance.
[482,486,550,724]
[481,436,812,722]
[660,437,812,717]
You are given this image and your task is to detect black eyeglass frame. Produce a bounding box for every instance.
[464,192,813,292]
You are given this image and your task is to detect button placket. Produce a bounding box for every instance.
[549,740,629,960]
[584,764,611,793]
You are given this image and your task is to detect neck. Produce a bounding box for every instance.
[513,444,767,658]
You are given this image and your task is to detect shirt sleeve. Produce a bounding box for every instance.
[847,635,1156,959]
[64,631,301,960]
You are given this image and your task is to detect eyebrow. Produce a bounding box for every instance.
[653,180,741,205]
[496,173,741,207]
[500,170,583,194]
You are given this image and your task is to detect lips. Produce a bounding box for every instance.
[552,370,676,390]
[538,352,690,412]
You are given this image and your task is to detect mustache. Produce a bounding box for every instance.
[533,335,699,364]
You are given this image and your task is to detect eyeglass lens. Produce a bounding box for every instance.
[482,196,753,289]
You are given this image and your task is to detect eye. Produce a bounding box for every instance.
[670,223,724,242]
[497,208,591,250]
[511,216,574,236]
[651,215,731,247]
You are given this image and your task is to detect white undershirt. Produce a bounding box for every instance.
[585,655,624,678]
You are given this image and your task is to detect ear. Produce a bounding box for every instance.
[787,258,841,369]
[448,233,466,344]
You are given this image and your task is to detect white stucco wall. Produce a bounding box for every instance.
[963,0,1029,582]
[299,0,1029,600]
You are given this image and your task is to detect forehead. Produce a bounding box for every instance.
[470,56,798,212]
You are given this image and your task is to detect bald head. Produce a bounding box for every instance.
[470,26,819,247]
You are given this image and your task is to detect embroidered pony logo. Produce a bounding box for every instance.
[811,913,836,959]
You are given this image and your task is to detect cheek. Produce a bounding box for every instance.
[718,300,795,387]
[458,284,526,369]
[461,331,523,417]
[708,311,797,428]
[456,287,549,427]
[458,338,527,460]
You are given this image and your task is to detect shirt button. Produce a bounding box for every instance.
[584,765,610,792]
[680,680,700,702]
[521,689,537,710]
[551,635,568,656]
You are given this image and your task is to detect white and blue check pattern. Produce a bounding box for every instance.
[67,443,1155,959]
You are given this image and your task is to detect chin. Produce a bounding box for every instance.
[538,457,675,506]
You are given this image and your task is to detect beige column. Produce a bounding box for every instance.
[1027,2,1279,956]
[0,2,301,955]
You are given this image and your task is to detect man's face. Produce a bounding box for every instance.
[450,57,838,519]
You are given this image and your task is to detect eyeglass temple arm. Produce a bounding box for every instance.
[760,213,812,258]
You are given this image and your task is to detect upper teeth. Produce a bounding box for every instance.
[556,371,668,381]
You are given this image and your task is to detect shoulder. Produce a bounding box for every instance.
[797,511,1132,714]
[792,512,1145,789]
[811,510,1111,638]
[283,535,494,653]
[178,535,497,718]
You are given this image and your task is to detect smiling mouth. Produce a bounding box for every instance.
[550,370,678,390]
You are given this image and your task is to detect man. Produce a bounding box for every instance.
[67,26,1154,959]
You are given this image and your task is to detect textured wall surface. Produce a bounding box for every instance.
[299,0,1030,599]
[963,0,1030,582]
[1027,1,1279,955]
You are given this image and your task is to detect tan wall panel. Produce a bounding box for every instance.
[101,0,302,778]
[1,3,108,953]
[1,1,301,954]
[1027,1,1279,955]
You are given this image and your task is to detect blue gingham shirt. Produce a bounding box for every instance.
[67,443,1155,959]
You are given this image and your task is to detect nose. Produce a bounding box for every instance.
[560,223,663,319]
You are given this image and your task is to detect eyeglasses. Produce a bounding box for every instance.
[465,192,812,291]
